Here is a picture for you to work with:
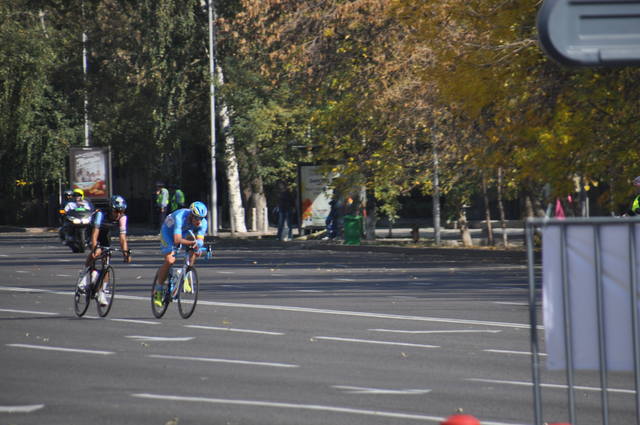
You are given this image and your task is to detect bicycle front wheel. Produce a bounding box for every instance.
[73,274,91,317]
[151,272,169,318]
[96,266,115,317]
[178,267,198,319]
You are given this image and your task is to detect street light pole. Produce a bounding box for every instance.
[207,0,218,235]
[82,0,90,147]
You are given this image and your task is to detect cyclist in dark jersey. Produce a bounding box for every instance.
[77,195,131,305]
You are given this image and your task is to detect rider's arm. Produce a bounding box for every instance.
[118,215,131,263]
[172,211,197,247]
[193,219,208,255]
[90,227,100,251]
[89,211,103,251]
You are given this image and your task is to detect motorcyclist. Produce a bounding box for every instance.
[60,189,94,244]
[64,189,93,213]
[61,190,74,209]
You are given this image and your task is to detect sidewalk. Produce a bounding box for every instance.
[0,223,526,252]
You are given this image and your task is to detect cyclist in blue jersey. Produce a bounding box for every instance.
[154,201,208,301]
[77,195,131,306]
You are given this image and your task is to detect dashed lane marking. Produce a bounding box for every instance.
[147,354,298,368]
[483,349,546,356]
[186,325,283,335]
[332,385,431,395]
[110,318,160,325]
[467,378,634,394]
[314,336,439,349]
[0,404,45,413]
[125,336,194,342]
[0,308,58,316]
[7,343,114,355]
[371,329,501,335]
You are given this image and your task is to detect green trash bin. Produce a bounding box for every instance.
[343,215,363,246]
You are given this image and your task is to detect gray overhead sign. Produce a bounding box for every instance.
[537,0,640,66]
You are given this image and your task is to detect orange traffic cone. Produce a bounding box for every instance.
[441,414,481,425]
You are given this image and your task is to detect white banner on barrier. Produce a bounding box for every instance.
[543,223,640,371]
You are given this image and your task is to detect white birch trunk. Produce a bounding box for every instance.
[216,64,247,233]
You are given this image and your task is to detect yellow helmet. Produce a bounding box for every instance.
[73,188,85,200]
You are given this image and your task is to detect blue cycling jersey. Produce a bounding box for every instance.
[161,208,208,252]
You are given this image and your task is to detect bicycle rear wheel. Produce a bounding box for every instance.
[96,266,115,317]
[151,272,169,318]
[178,267,198,319]
[73,272,91,317]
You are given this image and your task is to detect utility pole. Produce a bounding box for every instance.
[207,0,218,235]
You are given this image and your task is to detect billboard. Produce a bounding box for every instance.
[298,165,335,229]
[69,147,112,201]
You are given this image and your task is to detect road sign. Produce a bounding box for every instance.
[537,0,640,66]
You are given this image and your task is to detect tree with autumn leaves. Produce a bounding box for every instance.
[216,0,640,241]
[2,0,639,237]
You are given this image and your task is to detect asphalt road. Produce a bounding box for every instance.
[0,233,635,425]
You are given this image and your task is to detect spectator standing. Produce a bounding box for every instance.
[276,181,295,241]
[625,176,640,216]
[155,181,169,229]
[325,199,338,239]
[170,185,186,212]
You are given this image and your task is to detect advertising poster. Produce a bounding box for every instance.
[69,147,111,200]
[298,165,335,229]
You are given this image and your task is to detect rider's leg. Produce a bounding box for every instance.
[156,251,175,285]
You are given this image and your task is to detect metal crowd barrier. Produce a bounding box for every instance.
[526,216,640,425]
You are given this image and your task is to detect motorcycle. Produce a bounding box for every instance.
[59,207,92,253]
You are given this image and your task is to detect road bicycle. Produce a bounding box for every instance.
[74,246,125,317]
[151,245,200,319]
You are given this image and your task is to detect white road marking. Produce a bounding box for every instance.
[314,336,439,349]
[0,286,47,293]
[186,325,283,335]
[332,385,431,395]
[333,278,356,282]
[131,393,525,425]
[371,329,501,335]
[296,289,324,293]
[0,285,537,330]
[483,349,546,356]
[125,336,194,342]
[217,271,234,274]
[0,404,45,413]
[0,308,58,316]
[467,378,635,394]
[56,259,73,262]
[16,270,29,273]
[196,300,533,329]
[494,301,527,306]
[110,318,160,325]
[7,343,114,355]
[147,354,298,368]
[56,274,72,277]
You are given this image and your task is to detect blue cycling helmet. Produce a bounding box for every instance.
[190,201,207,219]
[110,195,127,211]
